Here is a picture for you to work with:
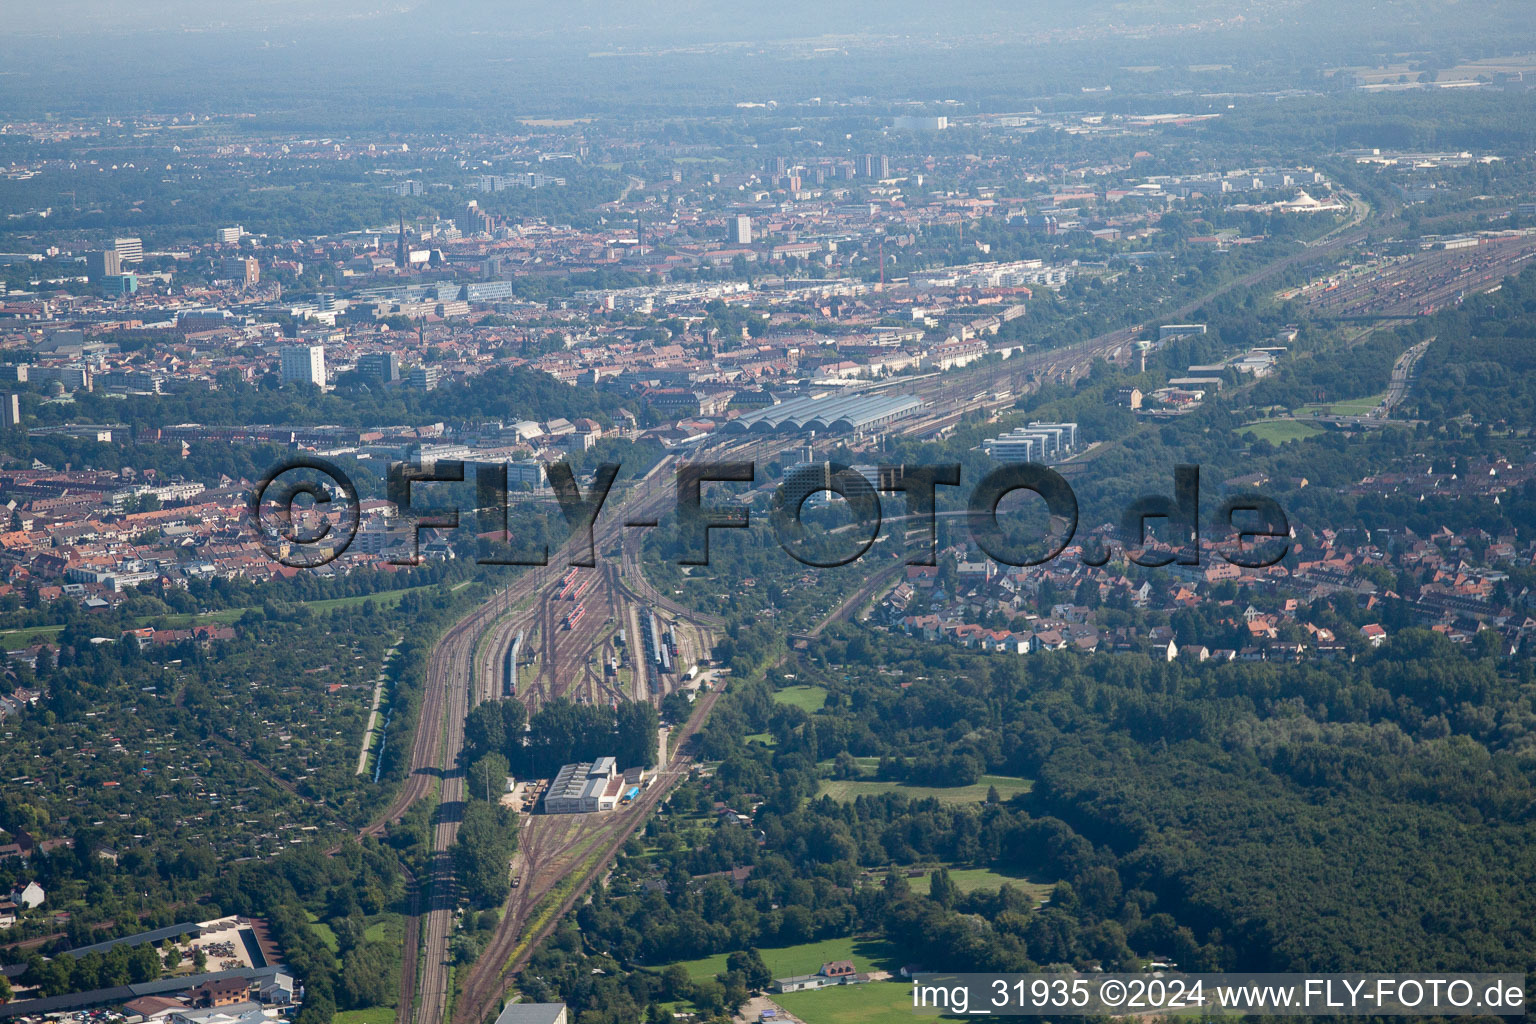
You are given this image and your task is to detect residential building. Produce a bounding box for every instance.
[406,365,441,391]
[859,153,890,178]
[112,237,144,264]
[189,977,252,1008]
[220,257,260,288]
[357,352,401,383]
[280,344,326,387]
[12,881,44,908]
[730,215,753,245]
[85,249,121,281]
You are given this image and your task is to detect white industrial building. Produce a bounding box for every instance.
[544,757,626,814]
[492,1003,567,1024]
[1158,323,1207,342]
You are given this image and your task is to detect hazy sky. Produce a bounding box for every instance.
[2,0,1255,42]
[3,0,1532,119]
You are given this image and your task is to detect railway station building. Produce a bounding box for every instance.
[720,392,926,435]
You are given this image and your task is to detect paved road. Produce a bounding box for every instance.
[1381,338,1432,416]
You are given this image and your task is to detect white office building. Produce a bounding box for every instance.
[983,422,1078,463]
[984,431,1039,464]
[1028,421,1078,454]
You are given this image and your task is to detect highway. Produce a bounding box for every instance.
[1381,338,1432,416]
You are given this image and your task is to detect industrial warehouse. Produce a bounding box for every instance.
[543,757,645,814]
[720,391,928,435]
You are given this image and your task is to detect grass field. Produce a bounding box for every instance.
[774,684,829,712]
[0,586,425,651]
[774,980,917,1024]
[664,935,900,984]
[1294,393,1385,417]
[945,866,1054,899]
[363,913,403,944]
[332,1009,397,1024]
[1237,420,1325,444]
[305,911,339,953]
[299,588,419,614]
[0,624,65,650]
[817,774,1032,804]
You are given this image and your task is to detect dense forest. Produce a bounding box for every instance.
[514,622,1536,1023]
[463,696,659,780]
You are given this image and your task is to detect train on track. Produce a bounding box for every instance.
[504,630,523,697]
[642,608,674,675]
[563,602,586,631]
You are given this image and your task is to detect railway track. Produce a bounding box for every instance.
[361,597,507,840]
[451,686,723,1024]
[397,455,743,1024]
[413,592,483,1024]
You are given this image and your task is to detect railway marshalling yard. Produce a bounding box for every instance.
[378,242,1428,1024]
[411,466,731,1024]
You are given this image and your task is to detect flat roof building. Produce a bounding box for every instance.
[407,365,441,391]
[280,344,326,387]
[85,250,121,281]
[1158,323,1207,341]
[730,215,753,245]
[491,1004,567,1024]
[357,352,401,383]
[983,431,1038,464]
[983,422,1078,463]
[113,237,144,264]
